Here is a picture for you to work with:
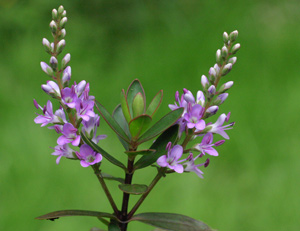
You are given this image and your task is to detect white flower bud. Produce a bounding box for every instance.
[49,20,57,34]
[42,38,51,54]
[52,9,58,20]
[56,39,66,55]
[60,17,67,28]
[229,30,238,42]
[216,49,222,64]
[231,43,241,54]
[201,75,209,89]
[221,63,233,76]
[50,56,58,70]
[228,57,237,65]
[223,32,229,44]
[58,5,64,15]
[61,53,71,69]
[221,46,228,58]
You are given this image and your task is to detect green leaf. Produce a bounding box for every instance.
[125,149,155,158]
[126,79,146,117]
[81,132,126,170]
[120,90,132,123]
[130,213,213,231]
[132,92,145,117]
[35,210,117,221]
[101,172,125,184]
[146,90,163,117]
[112,104,130,150]
[134,125,179,170]
[129,114,152,139]
[137,108,183,144]
[95,101,130,143]
[118,184,148,195]
[108,220,121,231]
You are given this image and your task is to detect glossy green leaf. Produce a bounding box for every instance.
[130,213,213,231]
[120,90,131,123]
[95,101,130,143]
[35,210,117,221]
[146,90,163,117]
[113,104,130,150]
[126,79,146,116]
[81,132,126,170]
[132,92,145,117]
[118,184,148,195]
[125,149,155,158]
[129,114,152,139]
[134,125,179,170]
[101,172,125,184]
[137,108,183,144]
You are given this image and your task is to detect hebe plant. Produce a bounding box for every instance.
[34,5,240,231]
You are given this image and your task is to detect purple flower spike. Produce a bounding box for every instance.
[76,144,102,167]
[184,104,205,130]
[157,144,184,173]
[194,133,222,156]
[61,87,78,108]
[209,113,234,139]
[57,123,81,146]
[51,144,75,164]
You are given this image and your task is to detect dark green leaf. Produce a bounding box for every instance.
[118,184,148,195]
[125,149,155,158]
[120,90,132,123]
[134,125,179,170]
[35,210,117,221]
[108,220,121,231]
[129,114,152,139]
[81,132,126,170]
[113,104,130,150]
[146,90,163,117]
[130,213,213,231]
[137,108,183,144]
[101,172,125,184]
[95,101,130,143]
[126,79,146,116]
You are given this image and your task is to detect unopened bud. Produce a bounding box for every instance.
[208,85,216,96]
[218,81,234,93]
[60,17,67,28]
[49,56,58,70]
[223,32,229,44]
[229,30,238,42]
[52,9,58,20]
[206,105,219,116]
[231,43,241,54]
[201,75,209,89]
[56,39,66,55]
[49,20,57,34]
[209,67,217,82]
[41,81,61,98]
[61,53,71,69]
[62,66,71,86]
[228,57,237,65]
[40,62,54,77]
[58,29,66,40]
[221,46,228,58]
[42,38,51,54]
[216,49,222,65]
[221,63,232,76]
[62,10,67,17]
[58,5,64,15]
[213,93,228,105]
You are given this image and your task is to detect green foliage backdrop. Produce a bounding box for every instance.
[0,0,299,230]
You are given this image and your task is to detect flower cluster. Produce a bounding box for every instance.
[159,30,240,177]
[33,6,105,166]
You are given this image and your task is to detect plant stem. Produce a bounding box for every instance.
[119,159,134,231]
[91,165,119,216]
[127,168,165,219]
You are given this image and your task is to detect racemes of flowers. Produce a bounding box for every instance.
[34,5,240,231]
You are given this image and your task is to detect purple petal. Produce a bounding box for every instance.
[72,135,81,146]
[57,136,69,145]
[157,155,168,167]
[195,120,205,130]
[172,164,184,173]
[205,147,218,156]
[170,145,183,161]
[201,133,213,145]
[80,160,90,167]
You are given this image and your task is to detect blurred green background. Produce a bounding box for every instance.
[1,0,299,230]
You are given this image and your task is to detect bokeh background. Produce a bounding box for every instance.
[1,0,299,230]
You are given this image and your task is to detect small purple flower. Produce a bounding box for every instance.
[169,91,188,113]
[61,87,78,108]
[34,100,62,127]
[81,115,107,144]
[194,133,224,156]
[184,153,210,178]
[208,113,234,139]
[76,144,102,167]
[184,104,205,130]
[51,144,75,164]
[57,123,81,146]
[75,98,95,121]
[157,143,184,173]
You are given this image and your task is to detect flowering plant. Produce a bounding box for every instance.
[34,5,240,231]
